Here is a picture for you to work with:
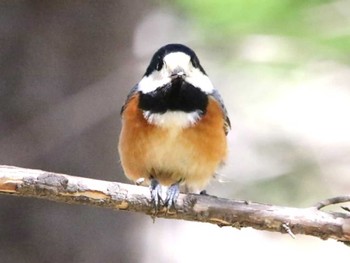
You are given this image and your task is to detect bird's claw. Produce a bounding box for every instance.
[150,179,162,214]
[164,183,180,212]
[149,180,180,216]
[199,189,208,195]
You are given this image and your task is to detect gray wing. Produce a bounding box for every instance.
[120,84,139,114]
[209,89,231,135]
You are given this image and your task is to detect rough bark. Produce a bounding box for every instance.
[1,165,349,242]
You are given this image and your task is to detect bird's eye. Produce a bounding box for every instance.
[156,60,163,71]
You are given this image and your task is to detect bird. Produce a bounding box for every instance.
[118,43,230,211]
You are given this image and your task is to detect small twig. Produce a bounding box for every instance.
[341,206,350,213]
[282,223,296,239]
[314,196,350,210]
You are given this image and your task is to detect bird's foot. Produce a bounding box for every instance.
[199,189,217,198]
[149,178,162,214]
[199,189,208,195]
[164,183,180,212]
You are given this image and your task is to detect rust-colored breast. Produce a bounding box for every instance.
[118,94,228,190]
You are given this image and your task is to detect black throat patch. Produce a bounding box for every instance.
[138,78,208,114]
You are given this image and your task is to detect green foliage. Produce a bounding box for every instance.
[174,0,349,61]
[176,0,327,34]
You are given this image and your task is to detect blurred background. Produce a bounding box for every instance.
[1,0,350,262]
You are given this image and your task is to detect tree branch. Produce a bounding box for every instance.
[1,165,349,242]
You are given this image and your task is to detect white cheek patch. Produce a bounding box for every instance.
[139,65,214,94]
[138,73,170,93]
[143,111,201,128]
[185,68,214,94]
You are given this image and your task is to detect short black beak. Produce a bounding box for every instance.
[170,67,186,79]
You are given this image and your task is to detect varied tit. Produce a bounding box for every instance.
[118,43,230,210]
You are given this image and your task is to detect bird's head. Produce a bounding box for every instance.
[138,44,214,94]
